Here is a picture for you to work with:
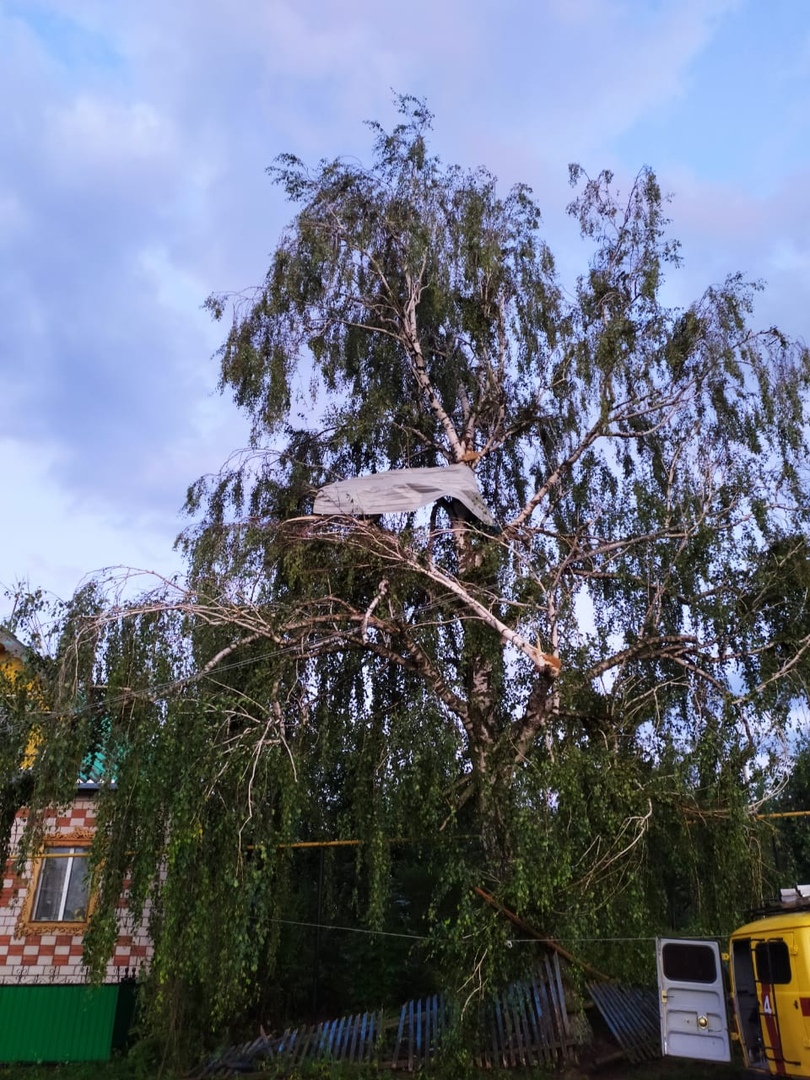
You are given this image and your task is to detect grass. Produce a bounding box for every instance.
[0,1057,755,1080]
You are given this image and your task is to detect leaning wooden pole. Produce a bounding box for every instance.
[473,886,612,982]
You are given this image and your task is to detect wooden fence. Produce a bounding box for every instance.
[202,954,581,1074]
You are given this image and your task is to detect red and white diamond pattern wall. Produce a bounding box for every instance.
[0,797,152,984]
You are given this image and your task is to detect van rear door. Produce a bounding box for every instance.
[656,938,731,1062]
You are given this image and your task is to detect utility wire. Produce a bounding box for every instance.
[272,917,426,941]
[270,917,712,945]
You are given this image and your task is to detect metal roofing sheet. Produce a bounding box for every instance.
[588,982,662,1064]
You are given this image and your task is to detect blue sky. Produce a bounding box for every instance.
[1,0,809,613]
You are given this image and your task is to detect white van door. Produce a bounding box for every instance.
[656,938,731,1062]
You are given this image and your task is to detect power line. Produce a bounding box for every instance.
[270,918,707,945]
[273,917,427,941]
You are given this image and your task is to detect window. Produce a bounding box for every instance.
[18,838,94,934]
[661,941,718,984]
[754,940,791,985]
[32,846,90,922]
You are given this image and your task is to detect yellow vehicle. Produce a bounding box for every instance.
[658,888,810,1076]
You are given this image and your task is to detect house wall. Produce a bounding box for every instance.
[0,797,152,985]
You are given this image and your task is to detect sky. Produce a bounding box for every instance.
[1,0,809,616]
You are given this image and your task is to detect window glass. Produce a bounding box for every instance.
[755,940,791,985]
[63,851,90,920]
[33,855,67,920]
[662,942,718,984]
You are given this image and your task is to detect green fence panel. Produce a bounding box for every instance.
[0,984,120,1062]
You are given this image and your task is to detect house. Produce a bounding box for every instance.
[0,627,150,1061]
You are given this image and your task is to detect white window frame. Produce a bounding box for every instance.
[32,845,90,922]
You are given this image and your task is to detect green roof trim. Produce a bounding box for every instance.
[78,748,111,789]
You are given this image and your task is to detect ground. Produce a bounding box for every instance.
[0,1055,756,1080]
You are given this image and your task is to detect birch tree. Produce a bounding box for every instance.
[8,97,810,1048]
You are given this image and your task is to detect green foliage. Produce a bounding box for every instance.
[7,98,810,1062]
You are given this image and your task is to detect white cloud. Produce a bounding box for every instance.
[0,437,184,603]
[49,96,176,176]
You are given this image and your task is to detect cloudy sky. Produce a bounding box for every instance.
[1,0,809,615]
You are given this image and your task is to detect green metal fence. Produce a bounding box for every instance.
[0,982,133,1062]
